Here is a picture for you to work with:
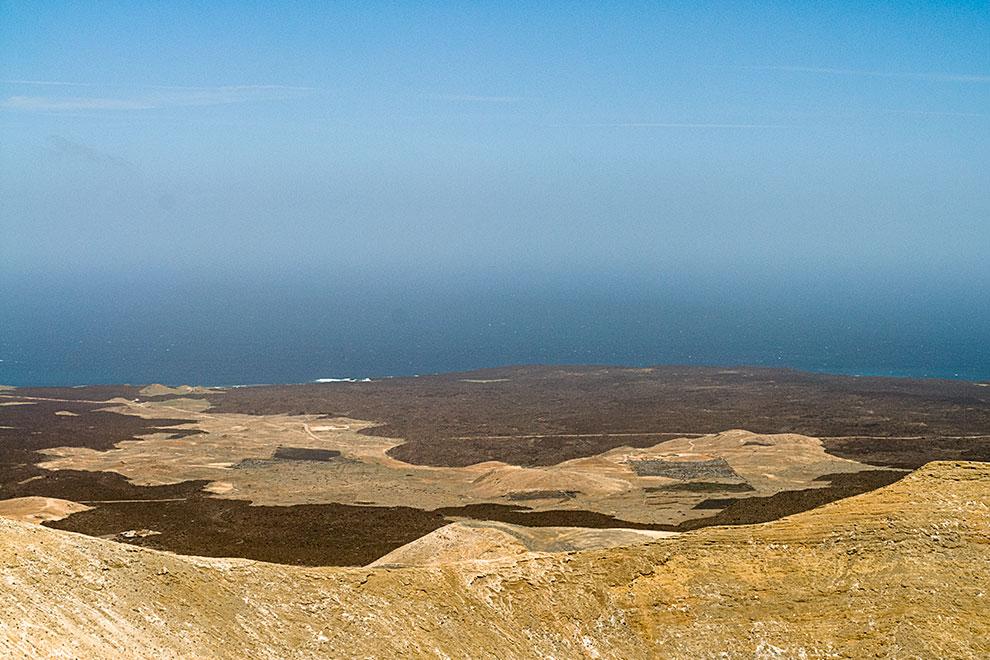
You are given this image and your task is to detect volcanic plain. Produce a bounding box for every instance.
[1,366,988,566]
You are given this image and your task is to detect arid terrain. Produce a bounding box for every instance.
[1,461,987,658]
[7,0,987,655]
[1,366,988,566]
[2,366,990,657]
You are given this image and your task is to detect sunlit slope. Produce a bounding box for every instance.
[368,520,677,566]
[2,461,988,659]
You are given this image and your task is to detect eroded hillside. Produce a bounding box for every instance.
[2,461,987,659]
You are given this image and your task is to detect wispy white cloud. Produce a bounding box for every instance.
[0,82,318,112]
[732,65,990,83]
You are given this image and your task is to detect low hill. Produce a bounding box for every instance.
[369,520,676,566]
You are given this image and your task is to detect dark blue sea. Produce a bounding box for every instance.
[2,268,988,386]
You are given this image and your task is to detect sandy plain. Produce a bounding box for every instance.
[36,396,885,526]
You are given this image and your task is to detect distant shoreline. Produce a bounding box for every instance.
[2,363,988,390]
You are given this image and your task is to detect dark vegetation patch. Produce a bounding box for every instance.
[0,398,195,456]
[433,503,672,531]
[199,365,990,468]
[631,457,740,479]
[233,453,354,470]
[692,498,739,509]
[272,446,341,462]
[45,497,450,566]
[822,436,990,469]
[743,440,774,447]
[15,471,209,504]
[675,470,908,530]
[0,397,202,503]
[506,489,579,501]
[394,434,672,468]
[645,481,756,493]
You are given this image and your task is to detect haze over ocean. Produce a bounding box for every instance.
[2,266,987,386]
[2,3,988,385]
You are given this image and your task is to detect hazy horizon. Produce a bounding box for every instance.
[2,2,988,385]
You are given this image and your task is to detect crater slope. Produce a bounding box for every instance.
[1,461,987,659]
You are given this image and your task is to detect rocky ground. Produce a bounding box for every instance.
[1,461,987,658]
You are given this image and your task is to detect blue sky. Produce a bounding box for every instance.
[1,1,988,284]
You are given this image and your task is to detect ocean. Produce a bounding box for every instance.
[2,269,988,386]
